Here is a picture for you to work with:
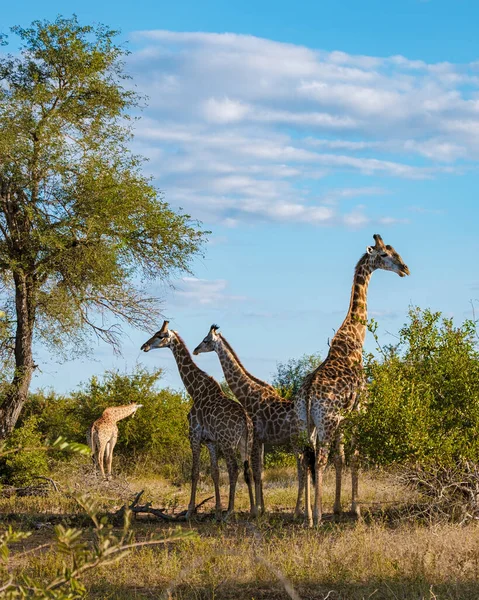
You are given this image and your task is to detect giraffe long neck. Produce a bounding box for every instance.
[215,336,270,409]
[170,333,220,399]
[331,253,374,358]
[103,405,138,423]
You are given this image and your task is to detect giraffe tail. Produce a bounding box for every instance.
[304,446,316,484]
[243,460,252,485]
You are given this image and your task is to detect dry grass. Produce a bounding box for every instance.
[2,465,479,599]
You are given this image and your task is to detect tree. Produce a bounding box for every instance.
[0,16,206,437]
[272,352,322,398]
[355,307,479,466]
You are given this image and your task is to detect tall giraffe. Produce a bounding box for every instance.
[295,234,409,526]
[141,321,256,519]
[193,326,304,516]
[88,403,142,480]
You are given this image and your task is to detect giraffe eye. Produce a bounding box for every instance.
[380,252,388,258]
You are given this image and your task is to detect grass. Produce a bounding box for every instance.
[2,464,479,599]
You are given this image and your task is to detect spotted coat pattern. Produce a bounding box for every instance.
[88,404,142,480]
[141,321,256,519]
[295,234,410,526]
[193,328,304,516]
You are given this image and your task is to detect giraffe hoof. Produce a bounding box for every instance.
[305,519,314,528]
[351,504,361,518]
[185,509,195,521]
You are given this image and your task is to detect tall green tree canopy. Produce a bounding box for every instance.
[0,16,206,437]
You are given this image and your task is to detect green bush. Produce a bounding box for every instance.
[0,416,49,485]
[272,352,322,399]
[354,307,479,467]
[23,367,193,479]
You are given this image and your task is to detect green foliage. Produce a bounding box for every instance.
[25,367,192,478]
[264,446,297,468]
[266,355,321,466]
[0,15,205,346]
[0,416,49,485]
[355,307,479,467]
[272,352,322,398]
[0,15,206,436]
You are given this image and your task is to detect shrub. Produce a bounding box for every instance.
[272,352,322,399]
[0,416,49,485]
[23,367,192,479]
[354,307,479,467]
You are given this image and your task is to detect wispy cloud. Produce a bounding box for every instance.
[126,31,479,227]
[169,277,246,307]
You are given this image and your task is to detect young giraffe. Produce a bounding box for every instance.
[295,234,409,526]
[88,403,142,480]
[193,326,304,517]
[141,321,256,520]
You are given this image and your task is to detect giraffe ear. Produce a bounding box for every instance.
[159,320,169,334]
[366,245,374,254]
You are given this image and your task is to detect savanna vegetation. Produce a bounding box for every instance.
[1,13,479,600]
[0,306,478,598]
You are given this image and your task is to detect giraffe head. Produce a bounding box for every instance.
[140,320,173,352]
[366,234,410,277]
[193,324,220,355]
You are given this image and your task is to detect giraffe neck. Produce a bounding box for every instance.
[170,332,220,399]
[331,253,374,357]
[103,405,138,423]
[215,335,272,409]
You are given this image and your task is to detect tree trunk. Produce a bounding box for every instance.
[0,272,36,439]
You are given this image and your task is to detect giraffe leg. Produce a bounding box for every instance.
[350,434,361,517]
[333,431,345,516]
[313,444,329,527]
[244,457,256,517]
[106,431,118,481]
[293,452,305,519]
[225,453,239,517]
[186,435,201,520]
[303,450,313,527]
[90,432,99,474]
[206,442,222,519]
[97,440,107,480]
[251,438,263,516]
[259,443,265,514]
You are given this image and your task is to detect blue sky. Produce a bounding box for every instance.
[2,1,479,393]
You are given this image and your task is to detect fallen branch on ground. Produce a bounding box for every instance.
[113,491,215,522]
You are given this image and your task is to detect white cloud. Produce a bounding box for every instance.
[171,278,246,306]
[125,30,479,227]
[203,97,250,123]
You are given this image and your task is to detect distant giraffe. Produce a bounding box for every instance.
[88,403,142,480]
[141,321,256,519]
[295,234,410,526]
[194,325,304,516]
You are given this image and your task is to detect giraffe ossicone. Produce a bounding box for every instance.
[141,320,256,520]
[295,233,409,527]
[193,324,304,517]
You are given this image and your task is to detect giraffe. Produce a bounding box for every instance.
[88,403,142,480]
[295,234,409,526]
[141,320,256,520]
[193,326,305,517]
